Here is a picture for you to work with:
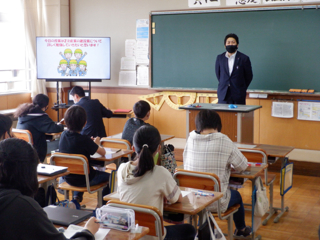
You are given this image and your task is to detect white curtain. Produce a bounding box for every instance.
[22,0,47,97]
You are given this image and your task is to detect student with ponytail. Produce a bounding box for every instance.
[117,125,196,240]
[14,94,64,162]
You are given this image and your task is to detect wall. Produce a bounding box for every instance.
[44,0,320,151]
[0,93,31,110]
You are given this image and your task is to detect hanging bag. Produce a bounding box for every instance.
[197,211,226,240]
[254,176,269,217]
[161,144,177,176]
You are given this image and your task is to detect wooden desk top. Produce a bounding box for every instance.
[91,148,134,162]
[104,227,149,240]
[230,165,268,179]
[160,134,174,143]
[38,171,70,184]
[103,187,223,216]
[255,144,294,158]
[55,222,149,240]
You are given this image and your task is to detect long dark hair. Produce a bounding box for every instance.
[0,114,13,139]
[196,110,222,132]
[132,125,161,177]
[0,138,39,197]
[14,94,49,118]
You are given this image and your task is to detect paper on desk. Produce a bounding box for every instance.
[234,143,257,149]
[63,224,110,240]
[181,191,191,197]
[90,148,120,158]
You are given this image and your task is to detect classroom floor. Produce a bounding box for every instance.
[55,160,320,240]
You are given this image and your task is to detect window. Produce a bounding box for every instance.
[0,0,30,93]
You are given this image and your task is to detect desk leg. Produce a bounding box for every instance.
[262,183,276,225]
[267,156,290,223]
[237,178,262,240]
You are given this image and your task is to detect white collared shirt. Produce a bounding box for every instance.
[225,51,237,76]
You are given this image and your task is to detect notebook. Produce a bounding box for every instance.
[37,164,68,176]
[44,205,92,226]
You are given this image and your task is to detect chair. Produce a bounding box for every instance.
[173,169,239,240]
[106,199,164,240]
[50,152,109,207]
[100,138,132,170]
[239,148,276,225]
[12,128,33,144]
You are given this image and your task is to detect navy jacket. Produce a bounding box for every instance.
[17,110,64,162]
[215,51,253,104]
[76,97,113,138]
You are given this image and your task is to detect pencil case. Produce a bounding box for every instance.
[96,205,135,231]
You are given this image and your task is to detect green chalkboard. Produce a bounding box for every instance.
[151,7,320,91]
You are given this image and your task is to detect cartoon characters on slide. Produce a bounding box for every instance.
[57,48,88,77]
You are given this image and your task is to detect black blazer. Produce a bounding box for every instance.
[76,97,113,138]
[215,51,253,104]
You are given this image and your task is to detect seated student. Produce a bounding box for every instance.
[183,109,251,237]
[0,138,99,240]
[14,94,64,163]
[122,100,151,146]
[59,105,110,205]
[70,86,113,138]
[117,125,196,240]
[0,114,13,140]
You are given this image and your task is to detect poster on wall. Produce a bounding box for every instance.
[188,0,220,7]
[271,102,294,118]
[226,0,261,6]
[297,101,320,121]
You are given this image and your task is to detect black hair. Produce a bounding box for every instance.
[133,100,151,119]
[14,94,49,118]
[70,86,85,98]
[224,33,239,45]
[0,138,39,197]
[195,110,222,133]
[0,114,13,140]
[132,125,161,177]
[64,105,87,132]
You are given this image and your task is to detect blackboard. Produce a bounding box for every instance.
[151,7,320,91]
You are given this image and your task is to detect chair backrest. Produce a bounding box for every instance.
[239,148,268,183]
[12,128,33,145]
[173,169,221,192]
[173,169,224,218]
[106,200,164,239]
[100,138,132,159]
[50,152,90,176]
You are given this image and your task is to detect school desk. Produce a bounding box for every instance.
[110,109,133,119]
[235,143,295,224]
[178,164,267,240]
[179,103,261,143]
[90,148,134,169]
[55,222,149,240]
[103,187,223,230]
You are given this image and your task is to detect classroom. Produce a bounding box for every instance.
[0,0,320,239]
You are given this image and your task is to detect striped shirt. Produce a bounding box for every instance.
[183,131,248,212]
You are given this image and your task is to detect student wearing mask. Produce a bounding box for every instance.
[70,86,113,138]
[14,94,64,162]
[117,125,196,240]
